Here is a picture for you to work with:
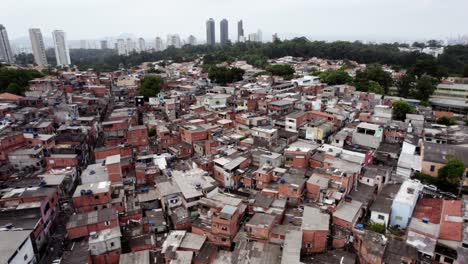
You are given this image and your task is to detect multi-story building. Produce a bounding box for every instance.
[100,40,108,49]
[52,30,71,66]
[117,39,127,56]
[430,82,468,113]
[206,18,215,46]
[138,37,146,52]
[0,24,15,64]
[220,19,229,45]
[29,28,48,66]
[192,191,244,247]
[187,35,197,46]
[154,37,163,51]
[237,20,244,42]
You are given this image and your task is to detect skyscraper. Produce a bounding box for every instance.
[117,39,127,55]
[138,38,146,52]
[52,30,71,66]
[187,35,197,46]
[29,28,48,66]
[220,19,229,45]
[206,18,215,46]
[166,34,181,48]
[257,29,263,43]
[126,38,136,53]
[237,20,244,43]
[155,37,163,51]
[0,24,14,64]
[100,40,108,50]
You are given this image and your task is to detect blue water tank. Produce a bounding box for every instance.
[356,224,364,230]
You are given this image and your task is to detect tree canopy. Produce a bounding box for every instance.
[353,64,393,93]
[205,66,245,85]
[436,116,456,126]
[438,156,465,188]
[414,74,436,101]
[139,75,163,98]
[392,101,414,121]
[265,64,295,78]
[0,68,43,95]
[318,70,352,85]
[61,40,468,76]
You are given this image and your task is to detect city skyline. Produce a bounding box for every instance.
[3,0,468,42]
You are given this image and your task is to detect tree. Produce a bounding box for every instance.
[395,74,415,98]
[436,116,456,126]
[427,40,441,47]
[368,222,386,234]
[368,81,384,94]
[206,66,245,85]
[319,70,352,85]
[139,76,163,98]
[392,101,414,121]
[265,64,295,77]
[412,42,426,49]
[413,74,436,101]
[148,128,157,138]
[353,64,392,94]
[0,68,43,94]
[5,83,22,95]
[438,156,465,187]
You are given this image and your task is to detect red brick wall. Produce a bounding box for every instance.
[45,157,78,170]
[73,190,111,209]
[302,230,328,253]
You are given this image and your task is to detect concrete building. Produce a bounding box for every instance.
[0,24,15,64]
[166,34,181,48]
[206,18,216,46]
[430,83,468,113]
[0,230,36,264]
[100,40,108,49]
[29,28,48,66]
[237,20,244,42]
[352,122,383,149]
[154,36,163,51]
[390,180,423,228]
[52,30,71,66]
[126,38,136,53]
[138,37,146,52]
[117,39,126,55]
[187,35,197,46]
[220,19,229,45]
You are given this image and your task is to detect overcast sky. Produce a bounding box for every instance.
[3,0,468,42]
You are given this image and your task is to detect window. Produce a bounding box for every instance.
[110,242,115,247]
[221,238,227,242]
[292,188,298,192]
[378,214,385,220]
[24,254,28,261]
[306,243,313,248]
[104,221,110,226]
[221,226,228,231]
[430,165,435,172]
[366,179,370,183]
[94,195,99,200]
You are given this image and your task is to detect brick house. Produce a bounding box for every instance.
[245,213,276,241]
[66,208,119,240]
[301,206,330,254]
[72,181,113,213]
[192,192,244,248]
